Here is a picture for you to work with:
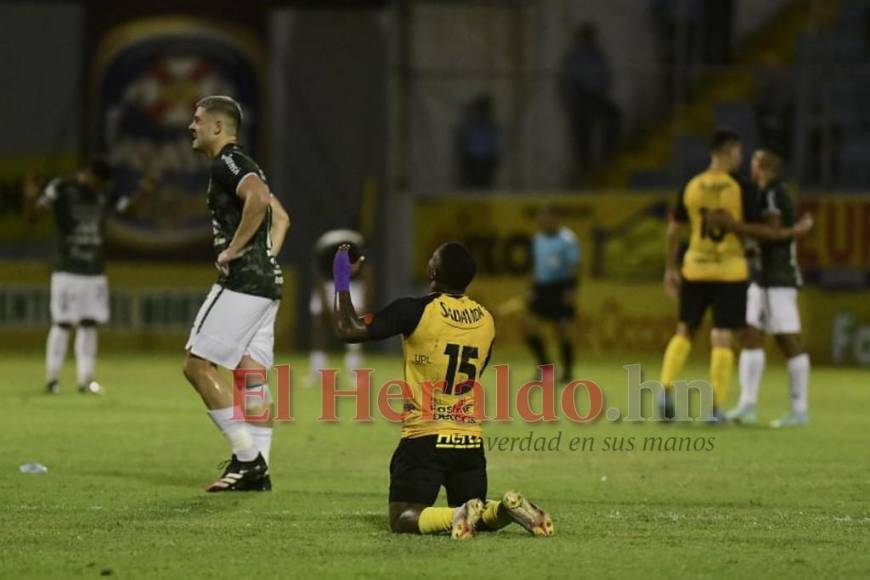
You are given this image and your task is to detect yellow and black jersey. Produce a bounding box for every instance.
[362,292,495,440]
[674,170,759,282]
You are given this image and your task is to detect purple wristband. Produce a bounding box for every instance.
[333,250,351,292]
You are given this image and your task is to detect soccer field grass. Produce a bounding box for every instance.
[1,352,868,579]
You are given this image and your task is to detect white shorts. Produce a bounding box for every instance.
[50,272,109,325]
[186,284,280,369]
[746,282,801,335]
[310,280,365,316]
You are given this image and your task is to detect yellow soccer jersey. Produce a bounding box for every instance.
[674,169,756,282]
[362,292,495,440]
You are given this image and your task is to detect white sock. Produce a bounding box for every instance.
[46,325,70,382]
[309,350,328,383]
[244,383,274,464]
[787,353,810,415]
[207,407,258,461]
[75,326,98,386]
[344,344,363,376]
[738,348,765,408]
[248,425,273,465]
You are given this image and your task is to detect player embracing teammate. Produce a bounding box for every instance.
[660,129,812,423]
[709,149,813,427]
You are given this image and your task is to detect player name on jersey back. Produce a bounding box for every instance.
[439,302,486,325]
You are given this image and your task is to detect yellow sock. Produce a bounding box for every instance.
[661,335,691,388]
[417,507,454,534]
[710,347,734,406]
[481,500,512,531]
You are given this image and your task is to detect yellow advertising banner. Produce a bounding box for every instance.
[415,193,870,365]
[415,192,672,282]
[797,196,870,276]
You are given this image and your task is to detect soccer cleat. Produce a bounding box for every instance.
[45,380,60,395]
[255,475,273,492]
[501,490,554,537]
[78,381,104,395]
[451,498,484,540]
[725,404,757,425]
[703,406,727,425]
[770,412,808,429]
[206,453,269,492]
[659,389,676,422]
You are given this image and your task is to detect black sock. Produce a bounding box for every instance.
[560,340,574,380]
[525,335,547,367]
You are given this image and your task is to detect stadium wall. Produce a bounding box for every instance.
[0,262,297,353]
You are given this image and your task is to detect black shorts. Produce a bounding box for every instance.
[679,280,748,330]
[529,280,576,322]
[389,434,487,507]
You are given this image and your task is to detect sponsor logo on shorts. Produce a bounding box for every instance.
[435,433,482,449]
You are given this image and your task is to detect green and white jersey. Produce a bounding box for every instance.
[41,178,125,276]
[757,180,802,288]
[207,143,283,300]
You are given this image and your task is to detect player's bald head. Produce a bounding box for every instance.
[430,242,477,293]
[195,95,243,135]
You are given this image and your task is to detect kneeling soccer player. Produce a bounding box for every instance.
[331,241,554,539]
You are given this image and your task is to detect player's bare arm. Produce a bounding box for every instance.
[707,209,813,241]
[664,218,684,300]
[332,245,369,343]
[23,172,50,219]
[119,174,158,214]
[216,174,271,274]
[268,195,290,256]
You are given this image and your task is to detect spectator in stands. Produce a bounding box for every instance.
[558,22,621,182]
[455,94,501,189]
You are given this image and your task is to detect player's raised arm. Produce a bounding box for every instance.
[332,245,421,344]
[115,174,158,215]
[216,173,271,274]
[23,173,53,220]
[269,195,290,257]
[332,244,370,343]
